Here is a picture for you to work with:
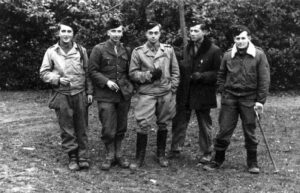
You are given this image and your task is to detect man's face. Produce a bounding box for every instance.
[107,25,123,43]
[234,31,250,49]
[58,24,74,44]
[189,25,206,42]
[146,25,161,44]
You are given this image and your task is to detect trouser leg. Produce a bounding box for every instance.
[214,98,239,152]
[72,92,89,159]
[239,101,258,151]
[195,109,213,155]
[115,99,131,158]
[171,107,192,152]
[97,102,116,161]
[55,94,78,156]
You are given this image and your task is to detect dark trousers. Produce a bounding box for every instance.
[97,100,130,144]
[171,108,213,155]
[214,94,258,151]
[54,92,88,159]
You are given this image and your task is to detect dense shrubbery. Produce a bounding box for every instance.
[0,0,299,90]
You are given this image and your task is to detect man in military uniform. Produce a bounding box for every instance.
[40,17,93,171]
[170,21,222,163]
[89,18,133,170]
[129,21,180,169]
[203,25,270,174]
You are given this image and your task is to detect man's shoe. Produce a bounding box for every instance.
[115,156,130,168]
[248,163,260,174]
[199,154,212,164]
[101,157,114,171]
[203,161,222,171]
[68,157,80,171]
[78,158,89,169]
[247,150,260,174]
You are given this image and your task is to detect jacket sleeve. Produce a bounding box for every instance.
[88,45,109,88]
[170,47,180,93]
[40,49,60,85]
[201,48,222,84]
[82,47,93,95]
[257,52,270,104]
[217,54,228,93]
[129,49,152,83]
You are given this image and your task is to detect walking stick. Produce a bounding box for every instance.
[254,109,279,173]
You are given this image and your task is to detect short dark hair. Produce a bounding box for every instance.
[106,18,123,30]
[144,21,161,31]
[229,25,251,38]
[58,16,78,35]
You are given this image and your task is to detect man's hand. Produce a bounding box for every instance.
[59,77,70,86]
[150,68,162,81]
[107,80,119,92]
[190,72,204,82]
[254,102,264,114]
[87,95,93,104]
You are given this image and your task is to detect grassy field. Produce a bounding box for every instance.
[0,91,299,193]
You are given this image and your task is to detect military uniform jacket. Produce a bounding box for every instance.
[40,42,93,96]
[89,40,133,102]
[217,41,270,104]
[177,38,222,110]
[129,42,180,96]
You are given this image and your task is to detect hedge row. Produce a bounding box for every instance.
[0,0,299,90]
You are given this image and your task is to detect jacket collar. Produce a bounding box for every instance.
[142,42,165,57]
[53,42,78,55]
[187,37,211,56]
[231,41,256,58]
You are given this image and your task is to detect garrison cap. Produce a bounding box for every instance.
[144,21,161,31]
[59,16,79,34]
[229,25,251,38]
[187,19,209,31]
[106,18,123,30]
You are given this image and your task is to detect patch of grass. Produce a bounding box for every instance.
[0,91,299,193]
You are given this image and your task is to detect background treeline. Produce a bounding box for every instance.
[0,0,299,91]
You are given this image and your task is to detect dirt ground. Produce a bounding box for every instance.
[0,90,299,193]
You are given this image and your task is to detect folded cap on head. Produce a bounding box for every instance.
[187,19,209,31]
[144,21,161,31]
[229,25,251,37]
[59,16,79,34]
[106,18,122,30]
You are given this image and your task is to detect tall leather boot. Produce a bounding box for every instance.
[129,133,147,170]
[157,130,168,167]
[203,150,225,171]
[115,137,129,168]
[247,150,260,174]
[101,142,115,170]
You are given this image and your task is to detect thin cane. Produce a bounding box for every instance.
[255,109,279,173]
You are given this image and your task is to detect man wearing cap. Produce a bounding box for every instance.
[170,21,222,164]
[89,18,133,170]
[129,21,180,169]
[203,25,270,174]
[40,17,93,171]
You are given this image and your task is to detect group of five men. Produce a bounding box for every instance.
[40,17,270,174]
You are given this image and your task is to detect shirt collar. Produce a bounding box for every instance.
[108,39,121,47]
[146,41,161,52]
[53,42,78,50]
[231,41,256,58]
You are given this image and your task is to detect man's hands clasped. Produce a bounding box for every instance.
[150,68,162,82]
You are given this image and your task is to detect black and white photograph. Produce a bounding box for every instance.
[0,0,299,192]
